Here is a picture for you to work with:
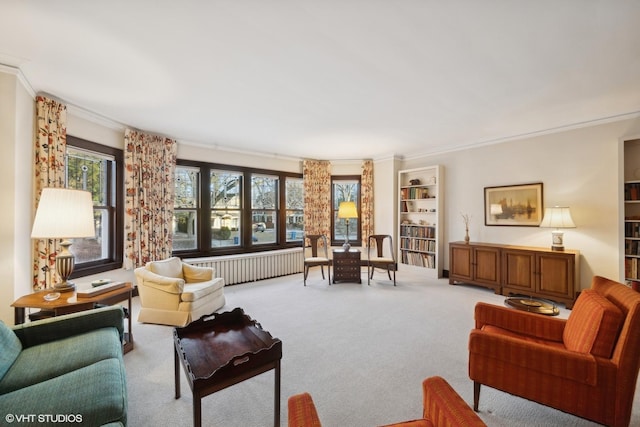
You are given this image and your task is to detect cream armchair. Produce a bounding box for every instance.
[134,257,225,327]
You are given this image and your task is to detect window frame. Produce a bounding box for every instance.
[66,135,124,277]
[173,159,302,257]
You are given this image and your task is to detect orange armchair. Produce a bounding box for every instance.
[288,376,486,427]
[469,275,640,427]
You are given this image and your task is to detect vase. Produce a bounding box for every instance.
[464,228,470,244]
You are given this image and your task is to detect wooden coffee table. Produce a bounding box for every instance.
[174,308,282,427]
[11,282,134,353]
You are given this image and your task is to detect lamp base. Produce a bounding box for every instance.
[342,242,351,251]
[550,230,565,251]
[53,281,76,293]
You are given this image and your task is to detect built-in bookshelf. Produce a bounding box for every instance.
[624,139,640,286]
[398,165,443,277]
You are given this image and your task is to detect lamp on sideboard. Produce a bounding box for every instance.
[539,206,576,251]
[337,201,358,250]
[31,188,95,292]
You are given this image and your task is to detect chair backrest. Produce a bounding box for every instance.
[591,275,640,425]
[146,257,184,279]
[367,234,395,261]
[305,235,328,259]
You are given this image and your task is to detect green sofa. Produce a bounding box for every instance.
[0,306,127,426]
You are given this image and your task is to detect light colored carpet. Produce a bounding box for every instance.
[124,268,640,426]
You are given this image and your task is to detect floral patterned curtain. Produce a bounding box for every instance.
[303,160,332,245]
[361,160,374,246]
[123,129,178,269]
[33,95,67,290]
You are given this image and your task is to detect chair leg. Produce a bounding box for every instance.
[327,264,331,285]
[393,269,396,286]
[473,381,480,411]
[320,266,325,280]
[304,266,308,286]
[386,268,392,281]
[367,265,371,285]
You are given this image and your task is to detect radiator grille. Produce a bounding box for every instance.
[186,248,304,285]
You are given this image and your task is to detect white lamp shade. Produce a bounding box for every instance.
[338,201,358,219]
[31,188,96,238]
[539,206,576,229]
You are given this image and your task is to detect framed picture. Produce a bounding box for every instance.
[484,182,543,226]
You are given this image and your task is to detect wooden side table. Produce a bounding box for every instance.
[174,308,282,427]
[11,283,134,353]
[332,248,362,283]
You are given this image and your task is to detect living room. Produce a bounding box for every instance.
[2,2,640,426]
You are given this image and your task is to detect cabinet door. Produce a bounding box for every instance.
[473,247,500,286]
[537,253,573,299]
[502,250,535,292]
[449,244,472,281]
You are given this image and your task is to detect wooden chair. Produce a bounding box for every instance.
[469,275,640,427]
[367,234,397,286]
[304,234,331,285]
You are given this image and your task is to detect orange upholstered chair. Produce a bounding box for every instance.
[469,275,640,427]
[288,376,486,427]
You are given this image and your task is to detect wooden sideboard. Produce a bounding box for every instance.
[449,242,580,308]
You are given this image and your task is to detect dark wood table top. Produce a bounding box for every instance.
[174,308,282,383]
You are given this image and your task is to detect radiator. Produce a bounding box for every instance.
[186,248,304,285]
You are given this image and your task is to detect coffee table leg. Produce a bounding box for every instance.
[274,360,281,427]
[174,346,181,399]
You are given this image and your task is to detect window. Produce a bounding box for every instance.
[65,136,123,276]
[173,160,302,257]
[251,174,278,245]
[211,170,242,248]
[332,176,361,246]
[285,177,304,242]
[174,166,199,251]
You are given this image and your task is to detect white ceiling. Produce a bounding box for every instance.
[1,1,639,160]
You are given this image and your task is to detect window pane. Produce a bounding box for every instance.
[212,210,241,247]
[66,148,109,204]
[173,210,198,250]
[175,167,199,208]
[286,177,304,242]
[72,209,108,263]
[211,170,242,209]
[252,210,277,244]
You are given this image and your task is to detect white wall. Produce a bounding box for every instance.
[400,117,640,291]
[0,70,34,324]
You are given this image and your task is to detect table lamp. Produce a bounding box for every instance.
[539,206,575,251]
[338,201,358,250]
[31,188,96,292]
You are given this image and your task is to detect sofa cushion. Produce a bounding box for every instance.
[181,278,225,302]
[0,358,127,426]
[147,257,183,279]
[563,289,623,358]
[0,321,21,380]
[0,327,122,395]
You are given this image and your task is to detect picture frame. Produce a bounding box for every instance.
[484,182,543,226]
